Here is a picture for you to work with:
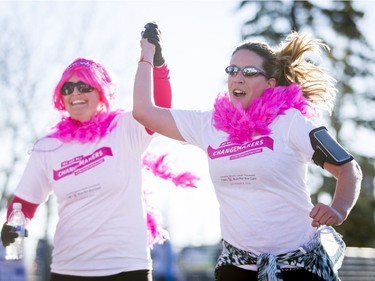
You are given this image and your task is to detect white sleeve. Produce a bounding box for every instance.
[170,109,212,149]
[15,147,52,204]
[120,112,153,154]
[287,110,318,163]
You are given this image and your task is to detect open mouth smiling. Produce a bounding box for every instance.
[233,89,246,97]
[71,99,86,105]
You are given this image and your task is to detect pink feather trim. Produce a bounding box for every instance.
[48,110,122,143]
[142,153,200,188]
[142,153,200,246]
[213,83,316,143]
[144,189,170,247]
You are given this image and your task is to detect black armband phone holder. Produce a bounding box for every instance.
[309,126,353,168]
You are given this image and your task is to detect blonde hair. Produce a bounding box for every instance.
[233,32,337,114]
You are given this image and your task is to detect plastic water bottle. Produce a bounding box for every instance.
[5,203,26,260]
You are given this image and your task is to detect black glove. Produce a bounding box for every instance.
[1,224,28,247]
[1,224,18,247]
[143,22,165,67]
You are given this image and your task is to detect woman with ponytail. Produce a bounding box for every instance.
[133,27,362,281]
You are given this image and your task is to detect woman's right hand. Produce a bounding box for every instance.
[1,224,18,247]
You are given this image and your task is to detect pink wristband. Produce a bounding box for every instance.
[138,57,154,68]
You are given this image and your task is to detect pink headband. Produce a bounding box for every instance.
[66,58,103,72]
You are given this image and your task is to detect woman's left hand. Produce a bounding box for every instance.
[142,22,165,66]
[309,203,344,227]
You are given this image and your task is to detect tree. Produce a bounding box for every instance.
[0,1,98,242]
[237,0,375,247]
[0,4,43,211]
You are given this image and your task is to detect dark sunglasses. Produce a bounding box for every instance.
[225,65,267,78]
[61,81,95,96]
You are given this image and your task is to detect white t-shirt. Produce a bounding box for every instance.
[15,112,153,276]
[171,108,318,255]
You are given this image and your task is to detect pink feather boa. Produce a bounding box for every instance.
[142,153,199,188]
[48,110,121,143]
[213,83,316,143]
[142,153,200,246]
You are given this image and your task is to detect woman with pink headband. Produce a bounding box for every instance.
[133,25,362,281]
[1,23,176,281]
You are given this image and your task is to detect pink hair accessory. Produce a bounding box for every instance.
[66,58,99,70]
[65,58,112,82]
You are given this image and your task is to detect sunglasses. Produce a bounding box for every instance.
[225,65,267,78]
[61,81,95,96]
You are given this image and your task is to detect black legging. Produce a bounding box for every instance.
[215,265,325,281]
[50,270,152,281]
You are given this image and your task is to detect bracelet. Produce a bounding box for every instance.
[138,57,154,68]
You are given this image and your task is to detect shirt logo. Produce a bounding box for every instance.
[53,147,113,180]
[207,136,273,160]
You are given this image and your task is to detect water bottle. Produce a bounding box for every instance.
[5,202,26,260]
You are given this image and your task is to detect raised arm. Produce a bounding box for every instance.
[133,24,184,141]
[144,64,172,135]
[142,23,172,135]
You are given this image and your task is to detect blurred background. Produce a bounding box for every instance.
[0,0,374,280]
